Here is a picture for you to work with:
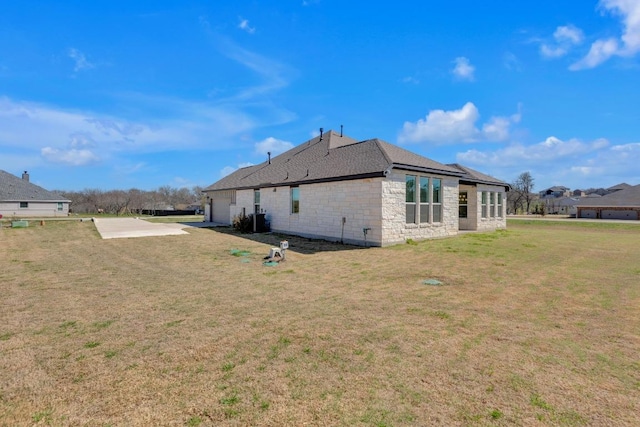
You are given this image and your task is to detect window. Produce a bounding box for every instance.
[20,202,28,208]
[490,192,495,217]
[459,191,468,218]
[481,192,487,218]
[57,202,63,211]
[432,178,442,222]
[290,187,299,214]
[419,177,429,223]
[497,193,503,217]
[254,189,260,214]
[405,175,416,223]
[406,174,443,224]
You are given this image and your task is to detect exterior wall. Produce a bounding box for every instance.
[209,190,234,224]
[232,179,384,246]
[459,184,477,231]
[475,185,507,231]
[381,170,459,246]
[219,172,509,246]
[0,201,69,218]
[577,206,640,220]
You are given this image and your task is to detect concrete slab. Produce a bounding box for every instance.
[93,218,190,239]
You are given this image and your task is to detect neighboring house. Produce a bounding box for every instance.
[539,186,570,198]
[576,184,640,220]
[0,170,70,218]
[606,182,632,194]
[203,130,509,246]
[544,196,581,216]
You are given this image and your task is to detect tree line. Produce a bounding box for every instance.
[57,186,205,215]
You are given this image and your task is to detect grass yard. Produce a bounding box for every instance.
[1,220,639,426]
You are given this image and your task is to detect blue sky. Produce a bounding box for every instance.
[1,1,639,192]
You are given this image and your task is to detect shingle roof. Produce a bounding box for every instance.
[447,163,510,190]
[606,182,632,192]
[577,184,640,207]
[0,170,70,202]
[205,130,472,191]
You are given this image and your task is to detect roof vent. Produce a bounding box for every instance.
[319,127,323,141]
[267,152,271,164]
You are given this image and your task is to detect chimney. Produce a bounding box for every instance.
[22,171,29,182]
[319,127,323,141]
[267,152,271,164]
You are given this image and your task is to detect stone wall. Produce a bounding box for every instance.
[380,170,459,246]
[475,184,508,231]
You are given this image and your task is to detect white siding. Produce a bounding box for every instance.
[0,201,69,218]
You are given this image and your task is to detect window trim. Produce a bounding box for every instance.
[254,189,260,214]
[405,174,443,225]
[481,191,488,219]
[290,186,300,214]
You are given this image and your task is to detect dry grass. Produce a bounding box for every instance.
[1,220,639,426]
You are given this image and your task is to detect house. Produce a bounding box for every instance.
[203,130,509,246]
[543,196,581,216]
[576,184,640,220]
[0,170,70,218]
[539,186,570,198]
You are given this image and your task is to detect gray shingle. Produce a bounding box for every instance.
[0,170,70,202]
[205,130,476,191]
[577,184,640,207]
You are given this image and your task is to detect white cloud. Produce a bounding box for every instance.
[238,18,255,34]
[571,0,640,69]
[453,136,640,188]
[401,76,420,84]
[41,147,100,166]
[398,102,519,145]
[255,137,294,156]
[452,57,475,81]
[0,96,269,170]
[570,38,619,70]
[503,52,522,71]
[540,25,585,58]
[457,136,609,166]
[220,162,253,177]
[67,48,94,72]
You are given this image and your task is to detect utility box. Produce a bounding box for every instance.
[12,220,29,228]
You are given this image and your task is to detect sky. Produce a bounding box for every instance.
[1,0,639,193]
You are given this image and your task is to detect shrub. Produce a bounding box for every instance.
[232,213,253,233]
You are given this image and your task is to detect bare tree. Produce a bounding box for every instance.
[510,172,535,214]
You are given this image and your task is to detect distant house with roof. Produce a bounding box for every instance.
[539,186,570,198]
[0,170,70,218]
[203,130,509,246]
[576,184,640,220]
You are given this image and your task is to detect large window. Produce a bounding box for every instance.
[432,178,442,222]
[290,187,300,214]
[254,189,260,214]
[459,191,468,218]
[481,192,488,218]
[57,202,63,211]
[497,193,503,217]
[406,175,416,223]
[406,174,442,224]
[490,192,495,217]
[419,177,429,223]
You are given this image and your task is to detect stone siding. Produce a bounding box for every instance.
[475,184,507,231]
[381,170,459,246]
